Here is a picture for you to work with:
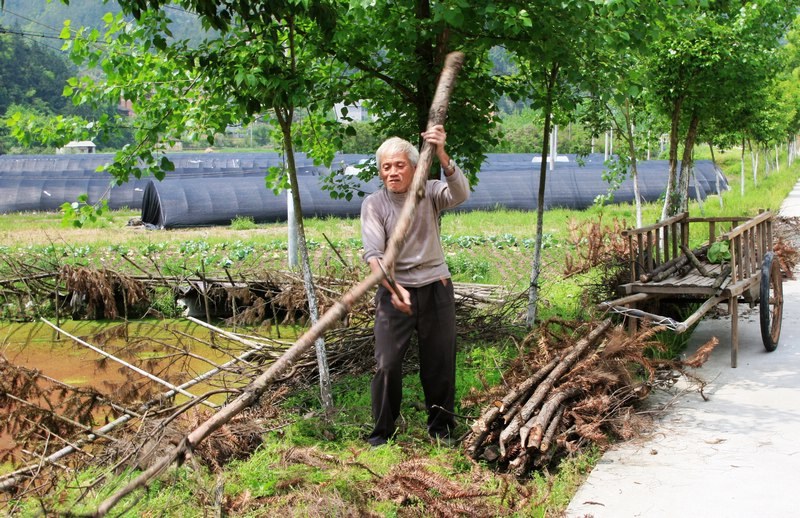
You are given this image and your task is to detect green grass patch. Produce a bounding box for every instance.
[230,215,258,230]
[6,465,208,516]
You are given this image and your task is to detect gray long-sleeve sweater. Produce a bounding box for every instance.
[360,166,470,287]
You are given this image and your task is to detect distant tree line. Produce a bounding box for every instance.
[0,27,74,115]
[0,23,133,154]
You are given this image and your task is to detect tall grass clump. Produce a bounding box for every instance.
[230,215,257,230]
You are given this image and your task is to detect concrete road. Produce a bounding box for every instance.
[566,183,800,518]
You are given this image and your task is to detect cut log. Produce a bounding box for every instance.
[521,386,581,450]
[680,244,711,277]
[640,254,688,282]
[651,259,689,282]
[641,244,710,282]
[538,405,566,454]
[712,264,732,291]
[533,405,566,469]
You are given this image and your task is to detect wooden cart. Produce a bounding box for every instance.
[601,211,783,367]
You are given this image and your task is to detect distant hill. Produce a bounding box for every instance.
[0,0,207,43]
[1,0,121,36]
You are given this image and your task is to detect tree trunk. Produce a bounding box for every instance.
[662,95,684,219]
[677,112,699,214]
[276,107,334,414]
[709,143,723,209]
[623,98,642,227]
[527,63,559,328]
[765,147,771,176]
[775,144,780,172]
[749,139,758,187]
[740,135,746,196]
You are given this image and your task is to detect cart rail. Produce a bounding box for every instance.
[621,212,771,284]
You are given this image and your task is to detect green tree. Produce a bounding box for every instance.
[649,1,796,217]
[0,0,207,44]
[482,0,623,326]
[329,1,502,183]
[0,24,75,114]
[580,10,664,228]
[50,2,344,413]
[782,16,800,165]
[0,17,136,154]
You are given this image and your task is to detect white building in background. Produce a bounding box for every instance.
[334,101,372,122]
[57,141,96,154]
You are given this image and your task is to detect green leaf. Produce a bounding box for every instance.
[708,241,731,263]
[160,156,175,172]
[153,35,167,50]
[443,8,465,28]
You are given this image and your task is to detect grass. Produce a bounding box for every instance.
[230,215,258,230]
[2,148,800,515]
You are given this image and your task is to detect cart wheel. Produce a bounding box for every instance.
[760,251,783,352]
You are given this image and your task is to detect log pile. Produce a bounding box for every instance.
[638,244,712,283]
[463,318,666,476]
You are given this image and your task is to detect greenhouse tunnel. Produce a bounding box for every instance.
[0,152,322,213]
[0,152,729,226]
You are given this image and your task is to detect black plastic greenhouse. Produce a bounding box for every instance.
[0,152,729,227]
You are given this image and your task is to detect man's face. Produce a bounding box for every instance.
[379,151,414,194]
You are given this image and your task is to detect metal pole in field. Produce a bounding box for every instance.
[287,188,298,268]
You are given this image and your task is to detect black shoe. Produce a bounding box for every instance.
[367,436,388,448]
[428,424,454,440]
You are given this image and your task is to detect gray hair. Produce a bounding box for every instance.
[376,137,419,168]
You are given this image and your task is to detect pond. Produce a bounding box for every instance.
[1,318,290,466]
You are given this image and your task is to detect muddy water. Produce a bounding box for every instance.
[1,319,282,463]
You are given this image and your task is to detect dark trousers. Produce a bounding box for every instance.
[369,279,456,443]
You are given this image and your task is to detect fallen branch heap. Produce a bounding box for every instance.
[462,318,692,476]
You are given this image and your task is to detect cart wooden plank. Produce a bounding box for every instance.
[620,263,725,296]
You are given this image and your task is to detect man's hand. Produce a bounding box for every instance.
[422,124,452,173]
[370,257,413,315]
[389,283,412,315]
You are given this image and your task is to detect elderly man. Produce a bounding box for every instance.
[360,124,470,446]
